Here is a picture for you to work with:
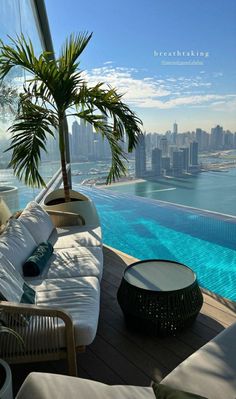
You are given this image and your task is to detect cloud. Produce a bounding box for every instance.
[130,94,236,109]
[84,65,236,110]
[103,61,113,65]
[213,72,223,78]
[83,66,171,102]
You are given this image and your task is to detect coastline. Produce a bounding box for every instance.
[98,178,145,188]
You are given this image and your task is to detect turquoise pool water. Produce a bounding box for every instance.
[74,184,236,301]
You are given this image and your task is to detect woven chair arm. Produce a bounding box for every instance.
[0,301,73,325]
[46,209,85,227]
[0,301,77,376]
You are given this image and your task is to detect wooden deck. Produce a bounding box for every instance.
[12,245,236,394]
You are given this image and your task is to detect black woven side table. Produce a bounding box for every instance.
[117,259,203,336]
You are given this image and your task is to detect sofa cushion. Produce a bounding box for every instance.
[19,201,54,245]
[152,383,206,398]
[23,242,54,277]
[32,276,100,347]
[16,373,155,399]
[0,256,24,302]
[160,321,236,399]
[0,219,37,274]
[41,247,103,281]
[0,256,35,307]
[48,225,102,249]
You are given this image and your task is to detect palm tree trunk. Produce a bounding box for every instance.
[59,115,71,202]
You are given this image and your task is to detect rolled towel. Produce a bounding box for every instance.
[23,242,53,277]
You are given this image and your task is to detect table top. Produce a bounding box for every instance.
[124,260,196,292]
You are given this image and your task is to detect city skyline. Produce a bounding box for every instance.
[46,0,236,132]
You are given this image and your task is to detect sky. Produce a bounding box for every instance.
[45,0,236,134]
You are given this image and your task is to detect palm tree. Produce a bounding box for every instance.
[0,33,142,202]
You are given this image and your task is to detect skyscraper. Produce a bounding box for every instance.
[173,122,178,134]
[172,122,178,145]
[172,151,184,176]
[224,131,234,149]
[71,121,80,161]
[180,147,189,172]
[152,148,162,176]
[210,125,224,150]
[135,135,146,178]
[196,128,209,151]
[161,156,171,173]
[190,141,198,165]
[159,137,168,156]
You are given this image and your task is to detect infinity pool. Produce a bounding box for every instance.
[74,184,236,301]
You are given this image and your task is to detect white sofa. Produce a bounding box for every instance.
[16,321,236,399]
[0,200,103,376]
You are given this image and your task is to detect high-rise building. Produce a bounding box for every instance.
[71,121,80,161]
[145,133,152,159]
[81,120,94,160]
[172,151,184,176]
[135,135,146,178]
[151,133,159,149]
[190,141,198,165]
[210,125,224,150]
[180,147,189,172]
[173,122,178,134]
[169,145,178,161]
[152,148,162,176]
[196,129,210,151]
[172,122,178,145]
[161,157,171,173]
[224,131,234,149]
[159,137,168,156]
[234,133,236,149]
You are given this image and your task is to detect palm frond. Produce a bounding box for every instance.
[96,124,128,183]
[59,32,92,73]
[75,84,143,151]
[0,35,49,79]
[70,110,128,182]
[6,97,57,187]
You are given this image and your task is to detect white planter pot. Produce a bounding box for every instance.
[0,359,13,399]
[43,189,100,226]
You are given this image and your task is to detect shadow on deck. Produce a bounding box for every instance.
[12,245,236,394]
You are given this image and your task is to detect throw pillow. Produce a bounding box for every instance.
[0,218,37,275]
[152,383,207,399]
[20,282,36,304]
[19,201,54,245]
[23,242,54,277]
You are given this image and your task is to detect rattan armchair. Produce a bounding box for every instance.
[0,301,81,376]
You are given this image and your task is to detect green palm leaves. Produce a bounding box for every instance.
[0,33,142,196]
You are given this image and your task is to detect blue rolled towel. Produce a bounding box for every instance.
[23,242,53,277]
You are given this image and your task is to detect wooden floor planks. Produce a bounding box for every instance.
[11,245,236,395]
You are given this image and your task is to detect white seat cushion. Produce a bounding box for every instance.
[16,373,155,399]
[49,225,102,248]
[0,256,24,302]
[41,247,103,281]
[0,219,37,275]
[32,276,100,347]
[161,321,236,399]
[19,201,54,245]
